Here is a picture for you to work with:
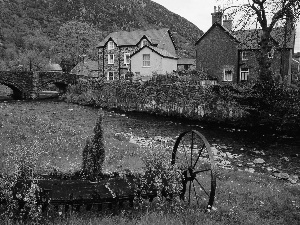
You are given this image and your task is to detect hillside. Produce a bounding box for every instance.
[0,0,203,70]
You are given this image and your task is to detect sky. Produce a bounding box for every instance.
[151,0,300,53]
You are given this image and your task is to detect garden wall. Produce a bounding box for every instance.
[63,78,250,123]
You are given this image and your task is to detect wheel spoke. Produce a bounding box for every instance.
[182,142,189,168]
[193,144,205,169]
[195,178,210,197]
[190,132,194,168]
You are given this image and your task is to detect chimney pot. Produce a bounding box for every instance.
[211,7,223,25]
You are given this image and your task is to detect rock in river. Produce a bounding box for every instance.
[253,158,265,164]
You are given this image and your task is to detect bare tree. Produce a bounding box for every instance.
[217,0,300,86]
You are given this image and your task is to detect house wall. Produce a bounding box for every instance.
[131,48,162,77]
[196,25,239,83]
[239,49,292,83]
[161,57,177,74]
[98,44,139,80]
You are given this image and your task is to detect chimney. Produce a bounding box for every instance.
[223,15,233,30]
[211,5,223,25]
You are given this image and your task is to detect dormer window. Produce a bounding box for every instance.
[108,41,115,50]
[141,39,148,48]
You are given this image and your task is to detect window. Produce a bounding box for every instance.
[143,54,150,67]
[108,54,114,64]
[240,68,249,81]
[107,71,115,80]
[223,68,233,81]
[124,53,130,65]
[141,39,148,47]
[242,51,248,60]
[108,41,115,50]
[268,49,274,59]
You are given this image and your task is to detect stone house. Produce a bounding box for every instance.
[70,59,99,78]
[96,28,177,80]
[195,7,296,84]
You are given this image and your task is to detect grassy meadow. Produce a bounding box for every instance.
[0,100,299,224]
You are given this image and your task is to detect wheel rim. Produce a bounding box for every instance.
[171,130,216,209]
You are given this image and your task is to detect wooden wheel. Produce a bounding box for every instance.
[171,130,216,210]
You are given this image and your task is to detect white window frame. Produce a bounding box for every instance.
[141,39,148,48]
[107,71,115,80]
[142,54,150,67]
[108,54,114,64]
[240,68,249,81]
[223,68,233,81]
[242,51,248,60]
[108,41,115,50]
[124,53,130,65]
[268,48,274,59]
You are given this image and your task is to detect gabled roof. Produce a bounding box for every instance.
[97,28,176,54]
[195,22,239,45]
[131,45,178,59]
[97,28,169,47]
[196,22,295,50]
[177,58,196,65]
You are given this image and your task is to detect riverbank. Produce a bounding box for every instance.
[61,78,300,136]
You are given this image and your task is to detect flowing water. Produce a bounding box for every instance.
[1,95,299,178]
[103,108,300,177]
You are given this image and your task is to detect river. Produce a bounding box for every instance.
[104,107,300,176]
[1,96,299,178]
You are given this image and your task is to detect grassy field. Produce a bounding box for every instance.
[0,100,299,224]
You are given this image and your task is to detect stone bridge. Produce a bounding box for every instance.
[0,71,77,99]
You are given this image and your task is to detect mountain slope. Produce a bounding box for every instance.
[0,0,203,65]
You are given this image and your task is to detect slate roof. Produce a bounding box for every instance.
[131,45,178,59]
[177,58,196,65]
[70,60,99,74]
[234,27,295,49]
[196,22,295,50]
[83,60,98,71]
[97,28,176,54]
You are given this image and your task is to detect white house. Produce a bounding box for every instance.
[130,45,178,81]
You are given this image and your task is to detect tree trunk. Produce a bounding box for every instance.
[257,30,274,86]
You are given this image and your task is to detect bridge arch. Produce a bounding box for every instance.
[0,81,27,99]
[37,80,69,94]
